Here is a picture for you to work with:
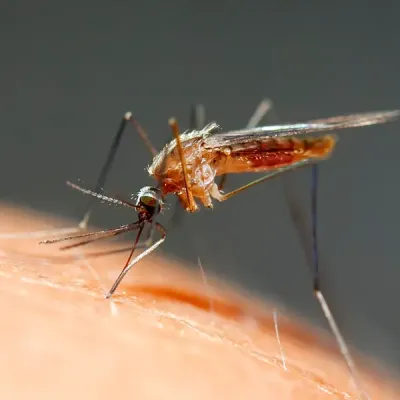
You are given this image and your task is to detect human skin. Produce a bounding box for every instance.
[0,205,398,400]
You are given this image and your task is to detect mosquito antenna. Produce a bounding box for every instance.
[66,181,140,211]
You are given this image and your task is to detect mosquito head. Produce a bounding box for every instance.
[135,186,163,218]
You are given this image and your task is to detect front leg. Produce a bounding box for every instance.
[176,192,199,213]
[209,183,225,202]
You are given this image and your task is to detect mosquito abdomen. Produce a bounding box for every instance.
[214,135,337,175]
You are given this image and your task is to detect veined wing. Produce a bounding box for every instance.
[204,110,400,148]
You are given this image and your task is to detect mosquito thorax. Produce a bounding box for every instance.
[135,186,162,217]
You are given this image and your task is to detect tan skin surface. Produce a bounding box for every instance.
[0,205,398,400]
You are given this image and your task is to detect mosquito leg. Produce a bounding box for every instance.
[213,158,368,397]
[310,166,368,398]
[266,106,363,392]
[210,160,312,202]
[211,155,368,394]
[190,104,206,130]
[77,114,130,229]
[315,291,368,398]
[105,222,166,298]
[140,222,156,248]
[303,169,367,397]
[96,228,154,254]
[166,104,207,228]
[218,99,273,191]
[280,144,367,397]
[311,165,320,291]
[79,112,157,229]
[273,308,287,371]
[126,113,158,157]
[216,174,228,193]
[168,118,196,212]
[0,113,147,241]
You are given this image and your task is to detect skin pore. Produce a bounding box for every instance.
[0,204,398,400]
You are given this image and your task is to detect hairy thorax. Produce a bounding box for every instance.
[147,135,217,209]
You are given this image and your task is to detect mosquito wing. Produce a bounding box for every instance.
[203,110,400,148]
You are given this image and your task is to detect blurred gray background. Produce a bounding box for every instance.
[3,0,400,375]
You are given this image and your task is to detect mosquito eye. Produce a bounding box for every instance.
[140,195,157,208]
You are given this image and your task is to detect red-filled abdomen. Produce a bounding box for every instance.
[215,135,337,175]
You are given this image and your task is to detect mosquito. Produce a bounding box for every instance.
[36,105,399,302]
[1,101,398,399]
